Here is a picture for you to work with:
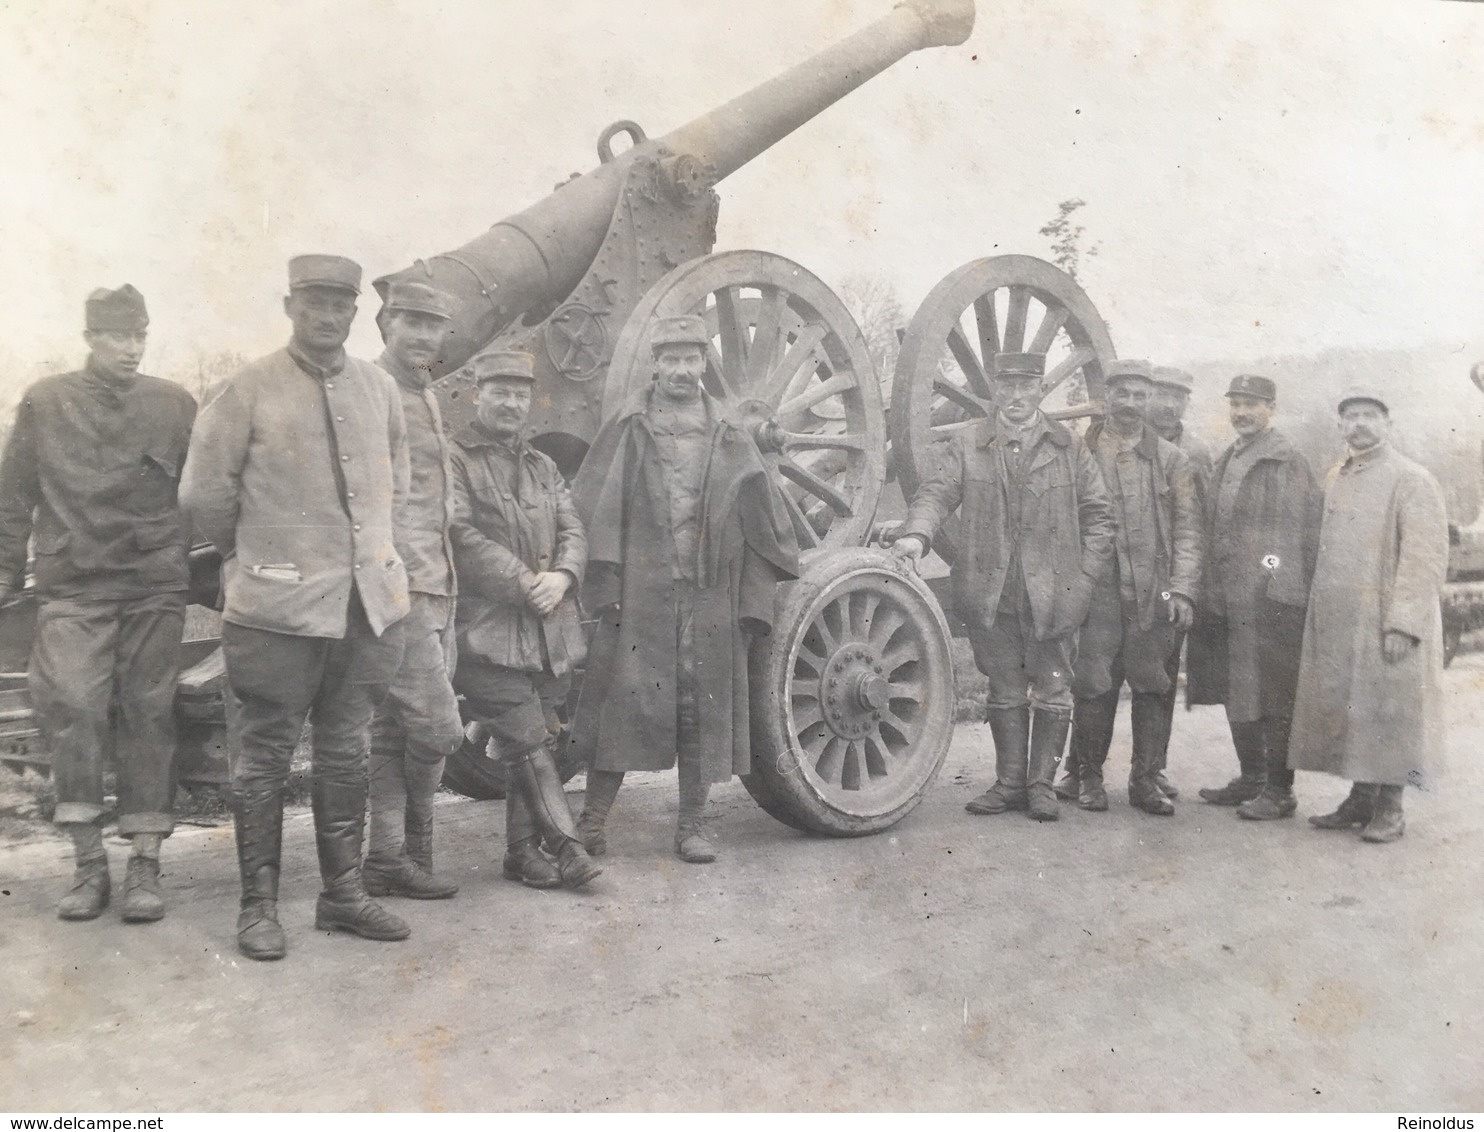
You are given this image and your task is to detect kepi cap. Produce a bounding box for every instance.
[1105,358,1155,385]
[85,284,148,333]
[1153,366,1195,392]
[650,315,710,350]
[472,350,536,384]
[1226,373,1277,402]
[992,352,1045,379]
[288,254,361,294]
[1337,385,1389,416]
[383,280,454,320]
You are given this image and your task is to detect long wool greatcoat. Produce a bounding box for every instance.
[565,388,799,782]
[1288,443,1448,786]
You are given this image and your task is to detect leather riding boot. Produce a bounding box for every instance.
[312,779,411,941]
[503,791,560,889]
[675,754,716,864]
[57,832,110,922]
[401,756,447,873]
[1027,709,1071,821]
[1128,692,1175,816]
[967,706,1030,815]
[578,769,624,857]
[232,789,286,960]
[1237,717,1297,820]
[1071,690,1117,812]
[1199,720,1267,805]
[1360,784,1405,843]
[511,747,601,888]
[1309,782,1378,830]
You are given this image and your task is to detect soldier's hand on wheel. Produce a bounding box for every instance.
[527,571,572,617]
[1167,593,1194,630]
[1382,630,1418,665]
[890,534,927,571]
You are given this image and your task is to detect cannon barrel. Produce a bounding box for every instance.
[376,0,974,376]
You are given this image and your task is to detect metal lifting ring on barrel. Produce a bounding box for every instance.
[889,255,1116,564]
[604,251,886,550]
[742,547,956,836]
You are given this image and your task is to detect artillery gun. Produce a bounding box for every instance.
[3,0,1125,839]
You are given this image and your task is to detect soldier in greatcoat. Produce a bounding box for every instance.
[893,351,1116,822]
[568,315,799,864]
[1056,360,1201,816]
[181,255,412,960]
[0,286,196,922]
[362,281,467,901]
[1189,374,1323,821]
[1288,388,1448,843]
[448,350,600,889]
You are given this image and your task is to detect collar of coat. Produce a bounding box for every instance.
[1083,418,1161,460]
[286,341,346,382]
[452,420,527,457]
[616,384,742,445]
[975,411,1074,450]
[375,350,434,393]
[1222,425,1300,467]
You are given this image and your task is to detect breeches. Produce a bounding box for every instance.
[370,593,463,764]
[222,594,406,794]
[968,591,1075,715]
[453,656,570,764]
[1073,585,1179,699]
[31,591,186,833]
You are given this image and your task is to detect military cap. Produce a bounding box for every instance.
[1105,358,1155,386]
[1153,365,1195,392]
[472,350,536,384]
[992,352,1046,379]
[1337,385,1389,416]
[383,280,454,320]
[288,254,361,294]
[1225,373,1277,402]
[85,284,148,333]
[650,315,710,350]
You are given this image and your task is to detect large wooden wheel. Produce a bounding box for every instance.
[604,251,885,549]
[889,255,1115,563]
[743,547,956,836]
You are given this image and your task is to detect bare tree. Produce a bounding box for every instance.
[837,271,907,394]
[1038,198,1099,283]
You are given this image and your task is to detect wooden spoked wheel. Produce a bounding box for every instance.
[742,547,956,836]
[889,255,1116,563]
[604,251,885,549]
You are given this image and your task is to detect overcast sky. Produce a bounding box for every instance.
[1,0,1480,392]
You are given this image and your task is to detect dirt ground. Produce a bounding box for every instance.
[2,660,1483,1113]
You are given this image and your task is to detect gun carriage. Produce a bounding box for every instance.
[3,0,1125,838]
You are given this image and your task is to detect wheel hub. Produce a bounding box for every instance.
[821,644,888,739]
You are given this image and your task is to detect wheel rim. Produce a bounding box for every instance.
[772,555,954,817]
[890,255,1115,562]
[604,251,885,549]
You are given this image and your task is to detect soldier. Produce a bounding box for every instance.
[0,286,195,922]
[893,351,1116,822]
[1141,364,1215,802]
[360,281,467,900]
[181,255,412,960]
[568,315,799,863]
[1057,360,1201,816]
[1289,388,1448,843]
[1189,375,1322,820]
[447,350,600,890]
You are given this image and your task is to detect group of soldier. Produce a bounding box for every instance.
[0,259,1449,963]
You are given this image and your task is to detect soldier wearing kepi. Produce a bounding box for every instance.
[181,255,413,960]
[1189,374,1322,820]
[1288,387,1448,843]
[361,281,467,900]
[0,286,195,922]
[1059,360,1201,816]
[447,350,600,890]
[569,314,799,863]
[894,351,1116,822]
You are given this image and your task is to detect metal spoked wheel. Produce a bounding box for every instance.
[604,251,885,549]
[890,254,1116,563]
[743,547,956,836]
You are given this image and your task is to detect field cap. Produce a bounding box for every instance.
[86,284,148,332]
[472,350,536,384]
[289,254,361,294]
[1226,374,1277,402]
[650,315,709,350]
[992,352,1045,379]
